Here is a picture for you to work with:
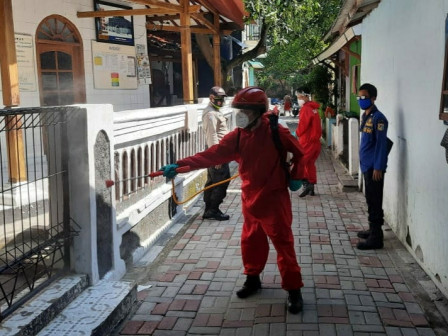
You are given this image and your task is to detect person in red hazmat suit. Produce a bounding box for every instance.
[294,90,322,197]
[159,87,307,314]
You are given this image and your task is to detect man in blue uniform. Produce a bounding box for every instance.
[357,83,389,250]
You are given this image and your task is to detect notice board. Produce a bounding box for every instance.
[92,41,137,89]
[0,33,37,92]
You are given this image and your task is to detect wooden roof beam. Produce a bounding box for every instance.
[128,0,200,13]
[212,12,221,85]
[191,12,216,33]
[342,46,360,60]
[77,4,200,18]
[147,24,231,35]
[192,0,218,15]
[77,8,178,18]
[146,14,179,22]
[129,0,182,11]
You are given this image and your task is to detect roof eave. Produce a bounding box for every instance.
[324,0,380,41]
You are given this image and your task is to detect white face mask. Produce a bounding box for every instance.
[235,111,250,128]
[298,99,306,107]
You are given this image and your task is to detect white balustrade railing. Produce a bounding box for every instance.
[112,101,234,205]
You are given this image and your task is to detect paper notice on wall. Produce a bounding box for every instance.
[91,41,137,89]
[127,56,136,77]
[136,44,151,85]
[0,33,37,92]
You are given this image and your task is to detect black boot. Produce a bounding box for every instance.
[236,275,261,298]
[357,229,370,239]
[287,289,304,314]
[299,181,310,198]
[300,182,315,197]
[357,223,372,239]
[308,184,315,196]
[357,226,384,250]
[203,209,230,221]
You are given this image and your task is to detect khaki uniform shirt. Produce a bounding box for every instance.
[202,104,229,148]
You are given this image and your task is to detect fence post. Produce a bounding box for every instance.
[348,118,360,176]
[5,116,27,182]
[66,105,125,285]
[0,0,20,107]
[334,116,344,158]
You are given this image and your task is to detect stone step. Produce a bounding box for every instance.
[339,178,359,192]
[36,279,136,336]
[0,274,89,336]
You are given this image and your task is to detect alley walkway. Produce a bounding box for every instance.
[116,147,446,336]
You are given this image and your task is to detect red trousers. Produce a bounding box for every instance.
[241,189,303,290]
[301,140,321,184]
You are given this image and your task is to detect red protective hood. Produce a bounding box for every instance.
[201,0,246,29]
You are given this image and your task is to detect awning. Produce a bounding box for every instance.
[248,61,264,69]
[79,0,246,34]
[200,0,247,29]
[313,25,362,64]
[325,0,380,40]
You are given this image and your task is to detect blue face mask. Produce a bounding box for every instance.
[358,98,372,110]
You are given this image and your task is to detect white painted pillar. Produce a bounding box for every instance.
[326,118,337,148]
[348,118,360,176]
[334,116,344,158]
[67,104,126,285]
[326,118,331,147]
[331,124,336,151]
[358,131,364,192]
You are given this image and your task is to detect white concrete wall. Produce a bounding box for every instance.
[2,0,150,111]
[348,118,359,176]
[361,0,448,295]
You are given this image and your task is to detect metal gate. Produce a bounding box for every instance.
[0,108,78,319]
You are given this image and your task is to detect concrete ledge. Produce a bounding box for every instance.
[324,146,360,193]
[37,280,136,336]
[0,274,89,336]
[339,178,359,192]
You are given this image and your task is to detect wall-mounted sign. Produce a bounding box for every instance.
[92,41,137,89]
[0,33,37,92]
[136,44,151,85]
[94,0,135,46]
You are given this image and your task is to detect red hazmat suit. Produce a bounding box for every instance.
[177,116,306,290]
[295,101,321,184]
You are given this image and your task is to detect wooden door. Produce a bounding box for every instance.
[37,44,85,106]
[36,15,85,106]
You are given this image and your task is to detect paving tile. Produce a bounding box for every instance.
[319,323,337,336]
[137,321,159,335]
[116,148,441,336]
[157,316,177,330]
[416,328,437,336]
[252,323,269,336]
[401,328,419,336]
[120,321,144,335]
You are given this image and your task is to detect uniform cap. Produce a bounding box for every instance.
[210,86,227,96]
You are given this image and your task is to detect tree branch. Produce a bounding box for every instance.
[221,21,270,88]
[318,60,336,72]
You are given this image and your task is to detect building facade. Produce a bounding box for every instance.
[361,0,448,296]
[317,0,448,297]
[0,0,150,111]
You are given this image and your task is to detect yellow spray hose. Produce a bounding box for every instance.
[171,174,239,205]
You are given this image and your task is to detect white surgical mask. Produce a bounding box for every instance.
[298,99,306,107]
[235,111,250,128]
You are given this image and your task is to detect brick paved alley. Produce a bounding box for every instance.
[116,146,447,336]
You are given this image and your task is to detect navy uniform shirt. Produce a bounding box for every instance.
[359,106,389,173]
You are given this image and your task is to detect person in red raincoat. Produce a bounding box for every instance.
[283,94,292,116]
[159,87,307,314]
[294,91,322,197]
